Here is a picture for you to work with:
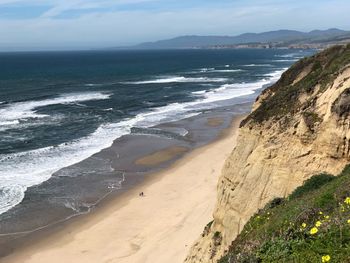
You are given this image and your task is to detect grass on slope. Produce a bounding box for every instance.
[219,165,350,263]
[242,44,350,126]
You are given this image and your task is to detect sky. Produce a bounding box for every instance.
[0,0,349,51]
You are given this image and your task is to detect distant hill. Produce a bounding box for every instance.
[115,28,350,49]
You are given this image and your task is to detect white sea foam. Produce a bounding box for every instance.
[273,59,299,62]
[194,68,243,74]
[0,120,20,126]
[0,92,111,125]
[264,68,289,80]
[199,79,270,103]
[244,64,273,67]
[0,121,131,215]
[0,115,65,132]
[199,67,215,72]
[124,76,227,84]
[214,69,243,73]
[200,83,215,87]
[0,69,287,215]
[192,69,286,103]
[275,53,302,58]
[206,69,243,73]
[192,90,207,95]
[84,83,105,87]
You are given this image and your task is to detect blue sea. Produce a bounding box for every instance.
[0,49,314,226]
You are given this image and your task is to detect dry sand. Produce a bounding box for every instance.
[1,116,244,263]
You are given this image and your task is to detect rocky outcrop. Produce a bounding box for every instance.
[185,44,350,262]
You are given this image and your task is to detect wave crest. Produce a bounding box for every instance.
[0,92,111,125]
[123,76,227,84]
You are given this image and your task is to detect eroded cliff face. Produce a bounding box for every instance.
[185,44,350,262]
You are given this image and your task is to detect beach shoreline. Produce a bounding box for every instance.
[0,113,246,263]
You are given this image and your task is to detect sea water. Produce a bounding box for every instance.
[0,49,314,224]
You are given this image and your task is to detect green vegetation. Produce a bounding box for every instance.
[289,173,335,200]
[202,220,214,237]
[214,231,222,239]
[218,165,350,263]
[241,44,350,127]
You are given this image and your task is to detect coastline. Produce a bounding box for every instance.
[1,114,246,263]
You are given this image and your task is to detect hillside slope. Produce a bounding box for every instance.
[219,166,350,262]
[185,44,350,262]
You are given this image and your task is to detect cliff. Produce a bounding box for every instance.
[218,165,350,262]
[185,44,350,262]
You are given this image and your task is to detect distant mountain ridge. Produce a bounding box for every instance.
[116,28,350,49]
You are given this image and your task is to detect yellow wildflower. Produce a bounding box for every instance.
[319,211,323,215]
[345,197,350,205]
[315,221,322,227]
[310,227,318,235]
[324,215,330,220]
[301,223,307,228]
[322,255,331,262]
[347,219,350,224]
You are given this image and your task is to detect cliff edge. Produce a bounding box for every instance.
[185,44,350,262]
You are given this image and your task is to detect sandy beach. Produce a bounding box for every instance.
[1,115,244,263]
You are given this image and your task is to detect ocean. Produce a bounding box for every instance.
[0,49,314,234]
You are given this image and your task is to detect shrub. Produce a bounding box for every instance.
[202,220,214,237]
[214,231,221,239]
[339,164,350,177]
[268,197,285,209]
[213,231,223,246]
[314,191,335,209]
[289,173,335,200]
[206,220,214,228]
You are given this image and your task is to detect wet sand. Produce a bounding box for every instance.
[206,117,224,127]
[135,146,189,166]
[1,115,245,263]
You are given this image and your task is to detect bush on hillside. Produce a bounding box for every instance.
[289,173,334,200]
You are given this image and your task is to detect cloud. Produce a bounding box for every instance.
[40,0,87,18]
[0,0,160,18]
[0,0,349,50]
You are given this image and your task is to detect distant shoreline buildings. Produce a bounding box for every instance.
[203,39,350,50]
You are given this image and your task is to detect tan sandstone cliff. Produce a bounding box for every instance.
[185,44,350,262]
